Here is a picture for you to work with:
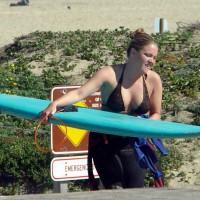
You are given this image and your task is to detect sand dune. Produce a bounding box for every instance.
[0,0,200,47]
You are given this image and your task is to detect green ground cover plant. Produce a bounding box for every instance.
[0,23,199,194]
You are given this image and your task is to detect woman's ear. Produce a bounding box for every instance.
[131,47,137,56]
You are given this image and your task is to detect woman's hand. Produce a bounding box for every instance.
[39,102,57,121]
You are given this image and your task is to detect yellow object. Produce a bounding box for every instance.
[57,101,88,147]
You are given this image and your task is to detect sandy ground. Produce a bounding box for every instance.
[0,0,200,48]
[0,0,200,189]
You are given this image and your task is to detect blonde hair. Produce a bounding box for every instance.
[127,28,156,56]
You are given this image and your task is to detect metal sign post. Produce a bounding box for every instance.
[50,85,101,193]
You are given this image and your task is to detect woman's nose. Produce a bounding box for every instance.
[148,58,153,65]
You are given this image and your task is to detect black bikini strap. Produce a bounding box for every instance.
[142,75,149,98]
[118,64,126,84]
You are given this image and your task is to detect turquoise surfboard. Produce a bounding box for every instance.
[0,93,199,138]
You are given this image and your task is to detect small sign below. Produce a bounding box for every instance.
[51,155,99,181]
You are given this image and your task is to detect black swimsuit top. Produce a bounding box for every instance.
[104,65,151,115]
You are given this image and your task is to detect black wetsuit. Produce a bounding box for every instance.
[88,65,160,190]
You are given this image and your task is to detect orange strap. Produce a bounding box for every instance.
[0,109,69,153]
[0,117,38,143]
[34,115,69,153]
[34,116,52,153]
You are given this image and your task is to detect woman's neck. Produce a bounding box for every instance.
[125,62,143,81]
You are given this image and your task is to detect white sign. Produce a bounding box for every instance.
[51,155,99,181]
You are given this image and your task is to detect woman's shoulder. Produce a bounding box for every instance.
[94,64,124,84]
[147,70,162,84]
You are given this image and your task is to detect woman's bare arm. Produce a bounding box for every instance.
[40,66,111,120]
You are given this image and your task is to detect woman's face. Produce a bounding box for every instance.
[132,43,158,74]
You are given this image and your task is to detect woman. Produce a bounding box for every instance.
[40,28,167,189]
